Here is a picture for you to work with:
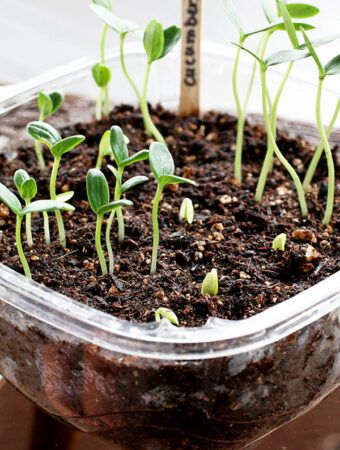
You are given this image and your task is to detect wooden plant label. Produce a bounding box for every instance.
[179,0,202,117]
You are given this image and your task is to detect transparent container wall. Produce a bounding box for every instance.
[0,44,339,449]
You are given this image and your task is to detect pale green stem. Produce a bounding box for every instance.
[16,215,31,278]
[96,214,108,275]
[232,40,244,182]
[50,156,66,247]
[106,209,116,275]
[140,62,166,144]
[25,200,33,248]
[34,140,46,171]
[95,88,104,121]
[43,211,51,245]
[303,97,340,191]
[96,153,104,170]
[120,33,142,103]
[260,69,308,217]
[151,184,163,274]
[315,78,335,225]
[255,62,294,202]
[101,24,110,117]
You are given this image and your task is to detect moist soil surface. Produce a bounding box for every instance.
[0,104,339,327]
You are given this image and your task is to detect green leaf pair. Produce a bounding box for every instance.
[92,63,111,88]
[86,169,132,216]
[26,122,85,159]
[38,92,63,121]
[110,125,149,169]
[143,20,181,64]
[14,170,37,204]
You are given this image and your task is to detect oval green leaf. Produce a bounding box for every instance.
[56,191,74,202]
[120,176,149,193]
[107,164,121,182]
[266,47,309,66]
[155,307,179,326]
[159,26,181,59]
[49,91,64,114]
[20,179,37,202]
[286,3,319,19]
[89,4,140,34]
[99,130,111,158]
[23,200,74,215]
[158,174,196,188]
[37,92,53,120]
[0,183,22,216]
[149,142,174,180]
[110,125,129,166]
[86,168,110,214]
[51,135,85,158]
[14,169,30,192]
[244,20,314,38]
[325,55,340,76]
[26,121,61,148]
[143,20,164,63]
[97,199,133,216]
[92,63,111,87]
[121,150,149,167]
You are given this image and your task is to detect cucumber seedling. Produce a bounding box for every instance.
[300,28,340,225]
[14,170,37,248]
[106,125,149,273]
[272,232,287,251]
[91,0,113,120]
[95,129,130,169]
[149,142,195,274]
[179,197,194,224]
[201,269,219,296]
[26,121,85,247]
[222,0,316,182]
[86,168,133,275]
[34,91,64,170]
[155,307,179,326]
[0,182,74,278]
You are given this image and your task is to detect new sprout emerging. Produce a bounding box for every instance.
[86,168,133,275]
[90,4,181,144]
[201,269,219,296]
[91,0,113,120]
[149,142,195,274]
[34,91,64,171]
[0,183,74,278]
[179,197,194,224]
[300,28,340,225]
[26,122,85,247]
[105,125,149,273]
[14,170,37,248]
[155,307,179,326]
[272,233,286,251]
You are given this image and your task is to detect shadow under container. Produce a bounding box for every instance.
[0,45,339,449]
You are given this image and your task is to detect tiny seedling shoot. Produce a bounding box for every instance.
[34,91,64,171]
[91,0,113,120]
[155,307,179,326]
[26,121,85,247]
[89,3,181,144]
[105,125,149,273]
[14,170,37,248]
[0,182,74,278]
[272,233,287,251]
[300,28,340,225]
[179,197,194,224]
[222,0,316,183]
[201,269,219,296]
[149,142,195,274]
[86,168,133,275]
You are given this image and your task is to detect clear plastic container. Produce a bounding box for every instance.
[0,43,339,450]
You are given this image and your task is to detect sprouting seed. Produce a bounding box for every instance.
[14,170,37,248]
[0,182,74,278]
[179,198,194,224]
[86,168,133,275]
[155,307,179,326]
[272,233,287,251]
[26,121,85,247]
[149,142,195,274]
[201,269,219,296]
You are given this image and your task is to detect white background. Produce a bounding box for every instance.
[0,0,338,85]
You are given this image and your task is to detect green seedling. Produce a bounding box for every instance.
[0,182,74,278]
[106,125,149,273]
[299,28,340,225]
[155,307,179,326]
[34,91,64,171]
[14,170,37,248]
[201,269,219,296]
[272,232,287,251]
[149,142,195,274]
[91,0,113,120]
[222,0,316,182]
[303,97,340,191]
[179,197,194,224]
[95,129,130,169]
[90,4,181,144]
[86,168,133,275]
[26,121,85,247]
[105,125,149,273]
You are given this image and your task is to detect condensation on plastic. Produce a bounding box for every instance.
[0,43,339,449]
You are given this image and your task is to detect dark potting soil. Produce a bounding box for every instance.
[0,103,339,327]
